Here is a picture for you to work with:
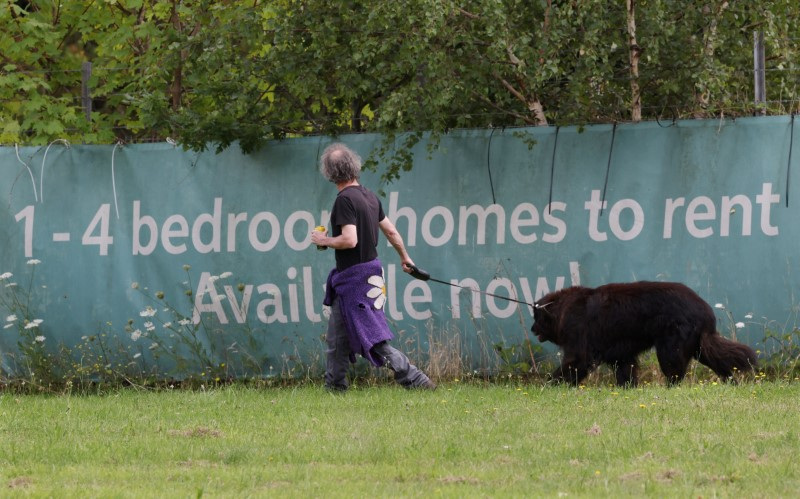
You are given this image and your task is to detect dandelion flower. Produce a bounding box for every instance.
[26,259,41,265]
[735,322,745,329]
[714,303,724,309]
[0,272,12,280]
[130,329,142,341]
[35,335,45,342]
[6,314,17,322]
[366,274,386,310]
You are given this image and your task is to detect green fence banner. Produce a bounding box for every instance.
[1,116,797,377]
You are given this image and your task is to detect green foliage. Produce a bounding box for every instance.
[1,1,800,179]
[0,261,57,384]
[0,262,292,388]
[493,339,538,376]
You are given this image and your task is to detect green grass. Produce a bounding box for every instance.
[1,381,799,497]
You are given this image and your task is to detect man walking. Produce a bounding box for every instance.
[311,143,436,391]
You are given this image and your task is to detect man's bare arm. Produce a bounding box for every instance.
[379,217,414,272]
[311,224,358,249]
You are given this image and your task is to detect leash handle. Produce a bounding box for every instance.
[407,264,430,281]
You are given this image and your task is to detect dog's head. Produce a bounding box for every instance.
[532,296,558,343]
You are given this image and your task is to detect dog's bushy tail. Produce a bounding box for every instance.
[697,332,758,379]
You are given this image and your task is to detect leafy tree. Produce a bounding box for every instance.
[1,0,799,180]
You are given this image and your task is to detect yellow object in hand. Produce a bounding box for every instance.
[314,226,327,250]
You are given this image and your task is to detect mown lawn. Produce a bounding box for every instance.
[1,381,798,497]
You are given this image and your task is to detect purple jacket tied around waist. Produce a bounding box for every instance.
[323,259,394,366]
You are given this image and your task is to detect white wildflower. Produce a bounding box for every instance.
[745,313,753,319]
[35,335,45,342]
[133,353,142,359]
[24,319,43,329]
[144,321,156,332]
[219,271,233,279]
[131,282,139,289]
[714,303,725,309]
[130,329,142,341]
[139,307,157,317]
[3,324,14,329]
[735,322,745,329]
[26,259,41,265]
[163,322,172,328]
[0,272,12,280]
[148,343,159,350]
[178,318,192,326]
[5,282,17,288]
[208,275,220,283]
[6,315,17,322]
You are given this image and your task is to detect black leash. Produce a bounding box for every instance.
[547,126,559,214]
[787,113,794,207]
[407,265,537,308]
[600,121,617,216]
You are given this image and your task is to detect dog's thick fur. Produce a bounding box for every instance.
[532,282,757,386]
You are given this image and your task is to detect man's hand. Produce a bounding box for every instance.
[310,228,327,246]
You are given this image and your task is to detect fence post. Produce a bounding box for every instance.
[81,61,92,122]
[753,31,766,115]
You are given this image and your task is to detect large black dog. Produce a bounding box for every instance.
[532,282,758,386]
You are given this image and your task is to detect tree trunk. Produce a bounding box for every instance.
[170,0,182,111]
[502,45,548,126]
[694,1,730,118]
[626,0,642,122]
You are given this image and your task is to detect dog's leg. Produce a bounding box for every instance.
[614,359,639,387]
[550,352,592,385]
[655,342,689,386]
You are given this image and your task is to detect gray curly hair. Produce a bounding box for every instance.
[320,143,362,184]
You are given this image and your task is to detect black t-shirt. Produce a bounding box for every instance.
[330,185,385,270]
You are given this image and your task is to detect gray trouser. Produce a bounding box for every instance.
[325,296,431,390]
